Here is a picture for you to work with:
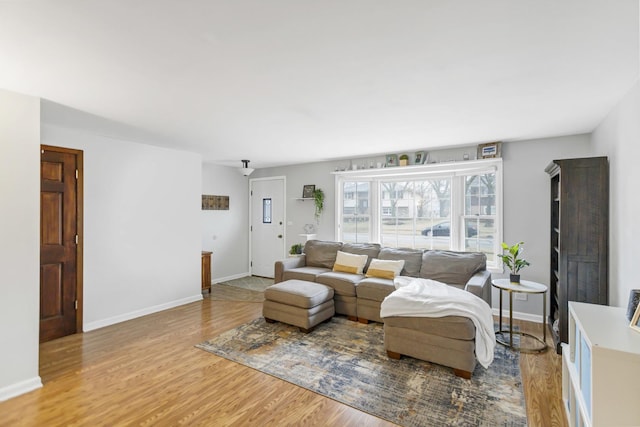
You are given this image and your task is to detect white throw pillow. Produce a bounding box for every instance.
[333,250,368,274]
[365,258,405,279]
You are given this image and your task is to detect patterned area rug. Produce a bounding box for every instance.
[209,276,274,302]
[197,317,527,426]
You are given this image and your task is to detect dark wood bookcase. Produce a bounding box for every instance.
[545,157,609,353]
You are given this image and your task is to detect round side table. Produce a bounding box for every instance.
[492,279,548,353]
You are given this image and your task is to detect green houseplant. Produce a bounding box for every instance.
[289,243,303,255]
[499,241,530,283]
[312,188,324,222]
[399,154,409,166]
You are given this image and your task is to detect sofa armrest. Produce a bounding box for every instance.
[464,270,491,306]
[274,255,306,283]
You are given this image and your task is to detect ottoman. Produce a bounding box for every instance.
[384,315,477,379]
[263,279,335,333]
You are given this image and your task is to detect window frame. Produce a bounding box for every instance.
[334,158,503,272]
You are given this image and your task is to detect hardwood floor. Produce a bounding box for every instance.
[0,290,567,426]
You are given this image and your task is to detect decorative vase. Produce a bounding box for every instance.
[626,289,640,321]
[509,274,520,284]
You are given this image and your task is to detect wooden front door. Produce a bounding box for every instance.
[40,145,83,343]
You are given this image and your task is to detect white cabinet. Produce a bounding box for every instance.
[562,302,640,426]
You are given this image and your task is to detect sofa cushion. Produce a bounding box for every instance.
[365,258,405,279]
[341,243,381,271]
[304,240,343,269]
[282,266,331,282]
[264,280,334,309]
[356,277,395,301]
[333,250,368,274]
[384,315,476,340]
[420,250,486,286]
[316,271,362,297]
[378,247,423,277]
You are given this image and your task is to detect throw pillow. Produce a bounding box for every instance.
[333,250,368,274]
[365,258,405,279]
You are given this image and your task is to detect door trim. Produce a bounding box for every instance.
[41,144,83,333]
[248,176,286,276]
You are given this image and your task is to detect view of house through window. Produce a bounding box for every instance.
[337,160,501,268]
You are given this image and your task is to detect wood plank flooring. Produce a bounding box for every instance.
[0,288,567,426]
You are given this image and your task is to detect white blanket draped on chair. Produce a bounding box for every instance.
[380,276,496,368]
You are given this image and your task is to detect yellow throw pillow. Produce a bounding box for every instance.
[365,258,405,279]
[333,250,368,274]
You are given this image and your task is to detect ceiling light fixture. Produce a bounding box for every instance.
[239,159,254,176]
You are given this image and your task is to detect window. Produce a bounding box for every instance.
[335,159,502,270]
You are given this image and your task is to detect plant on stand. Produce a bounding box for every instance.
[313,188,324,223]
[499,241,530,283]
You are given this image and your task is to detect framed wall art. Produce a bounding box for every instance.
[202,195,229,210]
[302,184,315,199]
[385,154,398,167]
[630,303,640,333]
[477,141,502,159]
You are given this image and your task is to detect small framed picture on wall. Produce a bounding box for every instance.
[302,184,315,199]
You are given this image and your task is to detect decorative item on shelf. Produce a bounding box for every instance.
[477,142,502,159]
[398,154,409,166]
[289,243,303,255]
[499,241,530,283]
[303,223,315,234]
[302,184,315,199]
[312,188,324,223]
[631,304,640,333]
[385,154,398,167]
[627,289,640,321]
[414,151,426,164]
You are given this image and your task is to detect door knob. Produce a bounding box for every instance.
[278,234,283,238]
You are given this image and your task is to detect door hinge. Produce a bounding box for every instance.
[75,235,79,244]
[75,169,78,179]
[75,300,78,310]
[250,261,253,267]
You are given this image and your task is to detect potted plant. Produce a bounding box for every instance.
[312,188,324,222]
[499,241,530,283]
[289,243,303,255]
[399,154,409,166]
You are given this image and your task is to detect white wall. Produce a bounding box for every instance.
[201,164,251,281]
[0,90,42,400]
[591,81,640,307]
[41,123,203,330]
[499,135,593,316]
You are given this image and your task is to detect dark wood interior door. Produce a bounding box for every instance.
[40,146,81,342]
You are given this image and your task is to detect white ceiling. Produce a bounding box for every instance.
[1,1,638,168]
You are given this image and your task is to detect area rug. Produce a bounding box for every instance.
[196,317,527,426]
[218,276,273,292]
[209,276,274,302]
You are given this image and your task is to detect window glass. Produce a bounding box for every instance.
[463,173,497,263]
[335,160,502,270]
[341,181,370,243]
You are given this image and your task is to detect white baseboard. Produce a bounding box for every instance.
[492,308,544,324]
[84,294,203,332]
[0,376,42,402]
[212,272,251,284]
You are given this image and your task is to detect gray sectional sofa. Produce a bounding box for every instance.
[275,240,491,323]
[274,239,494,377]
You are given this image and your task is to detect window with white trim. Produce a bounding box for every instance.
[335,159,502,270]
